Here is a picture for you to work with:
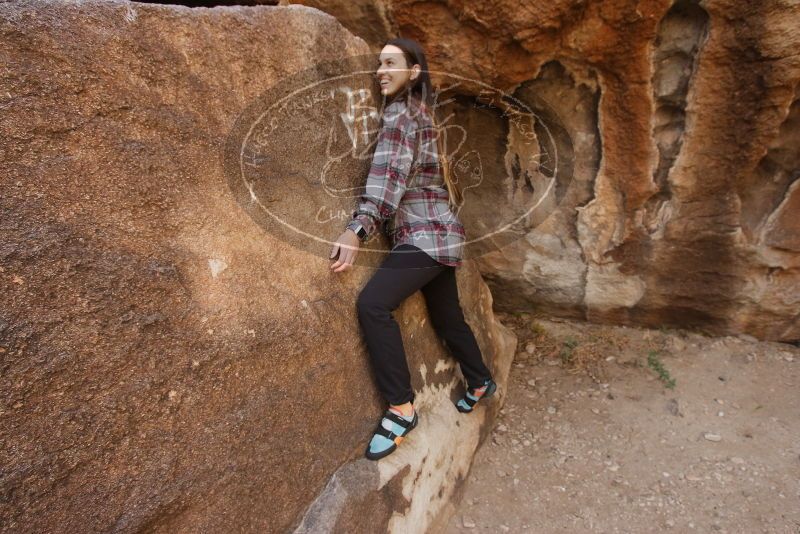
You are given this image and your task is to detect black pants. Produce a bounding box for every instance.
[356,243,493,406]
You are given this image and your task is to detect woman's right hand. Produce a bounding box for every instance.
[330,229,361,273]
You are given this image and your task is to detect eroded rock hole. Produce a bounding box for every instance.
[739,83,800,245]
[645,0,709,232]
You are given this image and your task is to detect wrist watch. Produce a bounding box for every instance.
[348,221,368,242]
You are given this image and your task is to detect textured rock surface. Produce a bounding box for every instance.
[0,2,515,533]
[289,0,800,342]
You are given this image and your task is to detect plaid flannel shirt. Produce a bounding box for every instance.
[346,96,466,267]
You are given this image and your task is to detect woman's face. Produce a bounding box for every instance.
[376,44,420,97]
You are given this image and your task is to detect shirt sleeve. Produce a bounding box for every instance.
[346,105,417,242]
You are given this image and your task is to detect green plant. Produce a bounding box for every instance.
[530,320,547,337]
[647,350,676,389]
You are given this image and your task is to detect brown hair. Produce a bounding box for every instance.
[382,38,463,210]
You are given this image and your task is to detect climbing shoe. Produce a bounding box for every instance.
[456,378,497,413]
[365,407,418,461]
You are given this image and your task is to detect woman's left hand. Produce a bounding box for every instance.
[330,229,361,273]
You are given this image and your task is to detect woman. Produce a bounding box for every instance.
[329,38,496,461]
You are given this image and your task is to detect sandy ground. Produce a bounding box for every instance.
[443,314,800,534]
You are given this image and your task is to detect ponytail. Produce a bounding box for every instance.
[430,109,463,211]
[382,37,463,212]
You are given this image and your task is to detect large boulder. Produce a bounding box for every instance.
[289,0,800,342]
[0,2,515,532]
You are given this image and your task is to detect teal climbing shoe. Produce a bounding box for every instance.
[456,378,497,413]
[365,408,418,461]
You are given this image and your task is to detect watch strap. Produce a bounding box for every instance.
[346,220,368,242]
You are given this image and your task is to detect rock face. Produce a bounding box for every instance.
[0,2,515,533]
[289,0,800,343]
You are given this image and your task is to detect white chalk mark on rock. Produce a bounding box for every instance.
[208,258,228,278]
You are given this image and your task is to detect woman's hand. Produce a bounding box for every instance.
[330,229,361,272]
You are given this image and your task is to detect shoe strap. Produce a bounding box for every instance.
[384,409,415,429]
[373,424,397,440]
